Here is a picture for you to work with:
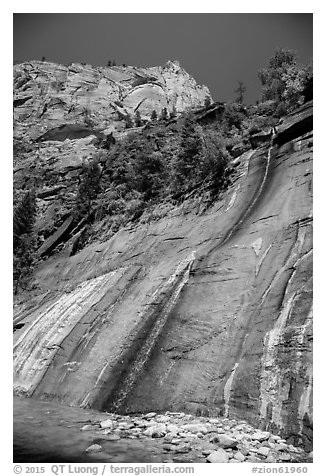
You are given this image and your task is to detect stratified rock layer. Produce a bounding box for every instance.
[13,101,313,450]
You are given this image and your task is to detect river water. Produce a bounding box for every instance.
[13,396,177,463]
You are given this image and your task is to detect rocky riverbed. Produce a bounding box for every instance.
[14,396,313,463]
[80,410,313,463]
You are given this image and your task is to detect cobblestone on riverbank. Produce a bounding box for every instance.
[83,411,313,463]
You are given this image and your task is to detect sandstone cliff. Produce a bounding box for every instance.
[14,60,212,245]
[13,91,313,451]
[13,59,211,141]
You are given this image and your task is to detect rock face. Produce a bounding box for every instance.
[13,99,313,450]
[13,59,211,141]
[13,59,212,244]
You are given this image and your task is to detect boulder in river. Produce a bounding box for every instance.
[181,423,208,434]
[100,418,113,429]
[85,443,102,453]
[143,423,167,438]
[207,448,229,463]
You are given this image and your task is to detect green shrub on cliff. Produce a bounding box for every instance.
[221,103,247,133]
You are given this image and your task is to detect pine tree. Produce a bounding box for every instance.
[14,190,37,251]
[135,110,143,127]
[169,106,177,119]
[151,109,158,121]
[160,107,168,121]
[234,81,246,104]
[13,189,37,293]
[125,114,133,129]
[172,115,202,191]
[74,159,102,224]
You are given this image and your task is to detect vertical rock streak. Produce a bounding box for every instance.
[224,362,239,417]
[225,185,240,211]
[295,302,313,374]
[220,136,276,415]
[110,253,196,412]
[259,225,306,307]
[259,228,312,431]
[220,133,275,247]
[296,302,313,434]
[298,367,313,434]
[260,292,298,425]
[255,244,272,276]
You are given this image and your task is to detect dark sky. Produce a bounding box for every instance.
[13,13,313,104]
